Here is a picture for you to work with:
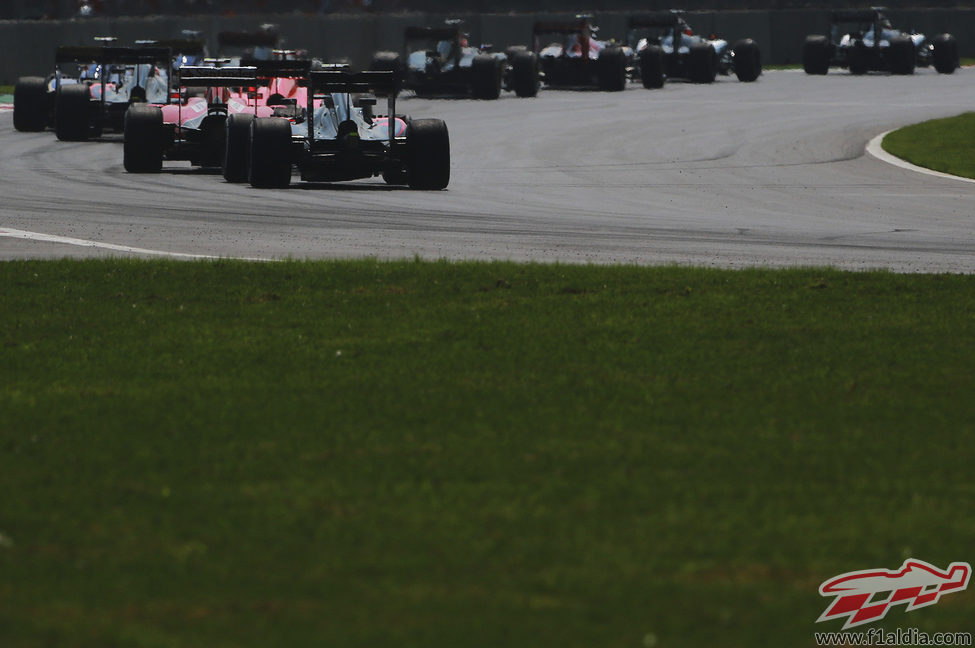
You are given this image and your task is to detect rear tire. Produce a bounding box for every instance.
[802,35,830,75]
[847,44,869,75]
[55,83,91,141]
[200,116,227,168]
[249,117,292,189]
[471,55,502,100]
[123,105,163,173]
[889,35,915,75]
[932,33,959,74]
[688,43,716,84]
[639,45,665,89]
[224,113,255,183]
[511,51,539,98]
[407,118,449,190]
[597,47,627,92]
[733,38,762,82]
[13,77,48,132]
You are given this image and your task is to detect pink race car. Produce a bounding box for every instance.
[122,60,311,173]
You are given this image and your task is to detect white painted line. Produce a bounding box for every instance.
[866,131,975,185]
[0,227,271,261]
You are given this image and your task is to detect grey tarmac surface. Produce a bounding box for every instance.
[2,68,974,271]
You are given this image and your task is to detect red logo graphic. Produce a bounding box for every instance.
[817,559,970,629]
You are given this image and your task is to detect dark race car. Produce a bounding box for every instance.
[627,12,761,88]
[14,43,174,139]
[371,21,539,99]
[803,9,958,75]
[217,27,281,62]
[532,18,632,92]
[246,69,450,190]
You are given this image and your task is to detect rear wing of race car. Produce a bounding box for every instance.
[306,69,399,150]
[239,59,313,81]
[532,20,593,36]
[55,45,173,96]
[532,20,594,54]
[627,13,683,30]
[829,9,884,24]
[173,66,260,123]
[404,26,461,42]
[403,26,463,62]
[827,9,884,46]
[56,45,171,65]
[217,30,279,50]
[147,38,207,57]
[176,66,259,88]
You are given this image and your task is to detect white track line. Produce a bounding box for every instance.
[866,131,975,185]
[0,227,271,261]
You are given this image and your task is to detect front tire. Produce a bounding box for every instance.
[224,113,255,182]
[889,35,915,75]
[471,55,503,100]
[802,35,830,75]
[13,77,49,132]
[407,119,449,190]
[639,45,665,89]
[932,33,959,74]
[688,43,717,84]
[249,117,292,189]
[847,44,869,75]
[511,51,540,98]
[123,105,164,173]
[733,38,762,82]
[597,47,627,92]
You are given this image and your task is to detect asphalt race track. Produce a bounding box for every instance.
[2,69,974,271]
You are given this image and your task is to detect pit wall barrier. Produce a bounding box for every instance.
[2,9,973,84]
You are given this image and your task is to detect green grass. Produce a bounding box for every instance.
[2,259,974,647]
[0,84,12,94]
[883,111,975,179]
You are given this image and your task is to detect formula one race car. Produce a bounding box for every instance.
[371,21,539,99]
[533,18,632,91]
[244,69,449,190]
[14,43,173,139]
[222,59,318,182]
[125,50,312,175]
[627,12,761,87]
[124,65,257,172]
[803,9,958,75]
[217,27,280,62]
